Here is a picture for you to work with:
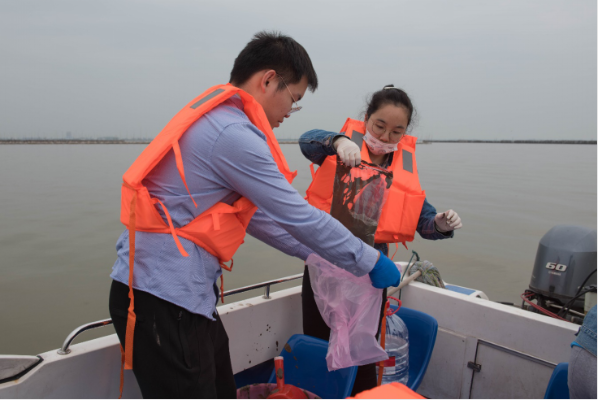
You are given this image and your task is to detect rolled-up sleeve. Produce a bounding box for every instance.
[209,122,378,277]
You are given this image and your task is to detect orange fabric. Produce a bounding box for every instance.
[305,118,425,244]
[218,259,233,304]
[119,84,296,372]
[378,301,390,386]
[377,299,402,387]
[309,163,316,180]
[349,382,425,399]
[152,197,189,257]
[377,300,390,387]
[124,190,137,371]
[220,275,225,304]
[390,243,399,261]
[172,140,198,208]
[119,346,125,399]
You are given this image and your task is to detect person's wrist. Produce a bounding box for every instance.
[372,249,384,270]
[332,135,347,150]
[434,221,447,233]
[434,221,451,235]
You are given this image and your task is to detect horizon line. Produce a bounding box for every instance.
[0,138,595,145]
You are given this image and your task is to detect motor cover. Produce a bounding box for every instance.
[529,225,597,306]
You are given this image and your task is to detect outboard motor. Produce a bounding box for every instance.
[523,225,597,324]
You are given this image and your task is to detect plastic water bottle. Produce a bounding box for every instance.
[379,313,409,385]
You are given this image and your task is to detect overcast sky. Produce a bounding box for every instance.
[1,0,596,140]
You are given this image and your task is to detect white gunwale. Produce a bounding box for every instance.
[0,280,579,399]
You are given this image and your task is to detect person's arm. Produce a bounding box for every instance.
[246,208,313,260]
[211,123,378,277]
[417,198,455,240]
[299,129,346,166]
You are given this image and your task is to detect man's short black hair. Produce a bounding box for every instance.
[230,31,318,92]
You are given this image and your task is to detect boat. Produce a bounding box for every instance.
[0,226,594,398]
[0,273,583,398]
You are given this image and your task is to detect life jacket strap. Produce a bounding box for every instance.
[124,191,137,371]
[220,275,225,304]
[220,258,233,272]
[172,140,198,208]
[218,259,233,303]
[377,298,402,386]
[119,345,125,399]
[391,243,399,261]
[151,197,189,257]
[377,299,390,387]
[309,163,315,180]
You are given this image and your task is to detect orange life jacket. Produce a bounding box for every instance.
[349,382,425,399]
[119,83,296,371]
[305,118,425,245]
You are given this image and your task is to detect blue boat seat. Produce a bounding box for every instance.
[267,334,357,399]
[544,362,569,399]
[389,305,439,391]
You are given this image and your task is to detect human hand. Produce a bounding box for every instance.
[368,251,401,289]
[434,209,462,232]
[334,137,361,167]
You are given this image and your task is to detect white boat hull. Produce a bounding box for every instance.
[0,282,578,398]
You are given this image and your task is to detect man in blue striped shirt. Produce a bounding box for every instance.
[109,31,401,398]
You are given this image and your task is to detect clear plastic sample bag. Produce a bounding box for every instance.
[330,160,393,247]
[306,253,389,371]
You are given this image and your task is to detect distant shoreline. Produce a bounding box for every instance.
[0,139,150,144]
[423,140,596,145]
[0,139,595,145]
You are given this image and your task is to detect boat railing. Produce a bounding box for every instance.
[57,273,303,355]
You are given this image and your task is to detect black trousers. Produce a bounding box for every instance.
[109,281,237,399]
[301,266,387,397]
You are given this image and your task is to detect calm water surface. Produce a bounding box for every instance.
[0,143,595,355]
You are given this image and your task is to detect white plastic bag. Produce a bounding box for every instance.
[306,253,389,371]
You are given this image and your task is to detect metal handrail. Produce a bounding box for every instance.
[57,319,114,355]
[227,273,303,299]
[57,273,304,355]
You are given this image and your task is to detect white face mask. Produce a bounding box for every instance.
[363,129,399,155]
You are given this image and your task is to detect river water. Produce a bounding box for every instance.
[0,143,595,355]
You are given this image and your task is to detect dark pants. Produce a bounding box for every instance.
[301,266,387,396]
[109,280,237,399]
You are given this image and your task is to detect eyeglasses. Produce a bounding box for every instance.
[371,121,405,141]
[277,74,302,115]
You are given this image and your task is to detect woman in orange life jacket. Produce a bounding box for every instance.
[300,85,463,394]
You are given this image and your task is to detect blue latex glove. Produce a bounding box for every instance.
[368,251,401,289]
